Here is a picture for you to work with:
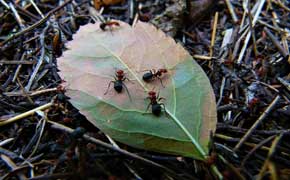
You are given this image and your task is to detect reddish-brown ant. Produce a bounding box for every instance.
[104,69,132,100]
[142,69,168,87]
[100,20,120,31]
[145,91,166,116]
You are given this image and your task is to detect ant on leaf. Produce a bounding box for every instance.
[142,68,168,87]
[100,20,120,31]
[145,90,166,116]
[104,69,132,101]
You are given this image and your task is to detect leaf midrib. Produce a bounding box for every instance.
[96,33,207,159]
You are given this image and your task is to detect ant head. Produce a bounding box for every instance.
[159,69,167,73]
[116,69,124,75]
[57,85,66,93]
[148,91,156,96]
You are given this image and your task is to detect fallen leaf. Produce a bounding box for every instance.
[94,0,124,10]
[58,21,217,160]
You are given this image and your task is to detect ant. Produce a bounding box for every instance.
[104,69,132,100]
[142,69,168,87]
[100,20,120,31]
[145,91,166,116]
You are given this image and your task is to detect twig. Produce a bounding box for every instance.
[217,123,290,135]
[105,135,143,180]
[16,77,34,104]
[241,135,276,167]
[1,154,27,180]
[132,13,139,27]
[0,60,36,65]
[48,120,186,180]
[13,52,28,82]
[257,133,284,180]
[0,102,53,127]
[88,6,105,23]
[0,147,22,160]
[233,95,281,151]
[216,133,290,157]
[277,77,290,92]
[237,0,266,64]
[252,80,279,93]
[271,0,290,12]
[217,77,226,107]
[15,4,41,21]
[3,87,58,97]
[29,0,44,18]
[25,25,50,91]
[218,154,246,180]
[0,138,14,147]
[210,12,218,58]
[193,54,215,60]
[258,19,287,33]
[247,1,258,57]
[232,26,248,60]
[9,2,25,30]
[0,0,72,46]
[23,117,46,159]
[268,161,278,180]
[224,0,238,24]
[0,0,9,9]
[266,0,279,28]
[264,27,288,58]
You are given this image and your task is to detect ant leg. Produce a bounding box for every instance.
[158,77,165,88]
[144,96,151,101]
[109,26,114,35]
[158,97,166,101]
[123,77,134,84]
[156,91,163,99]
[122,83,132,101]
[138,69,152,73]
[142,103,151,115]
[104,81,114,95]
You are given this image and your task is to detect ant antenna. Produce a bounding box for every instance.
[122,83,132,102]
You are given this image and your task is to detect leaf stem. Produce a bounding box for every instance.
[210,165,223,180]
[165,108,207,158]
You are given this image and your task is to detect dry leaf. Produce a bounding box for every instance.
[94,0,124,10]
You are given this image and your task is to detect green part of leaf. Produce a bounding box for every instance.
[69,89,205,159]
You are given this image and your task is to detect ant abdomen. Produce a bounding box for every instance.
[152,104,162,116]
[143,72,154,82]
[114,80,123,93]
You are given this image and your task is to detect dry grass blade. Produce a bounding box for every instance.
[234,95,281,151]
[1,154,27,180]
[0,102,53,126]
[256,133,284,180]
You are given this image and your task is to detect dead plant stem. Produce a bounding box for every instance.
[233,95,281,150]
